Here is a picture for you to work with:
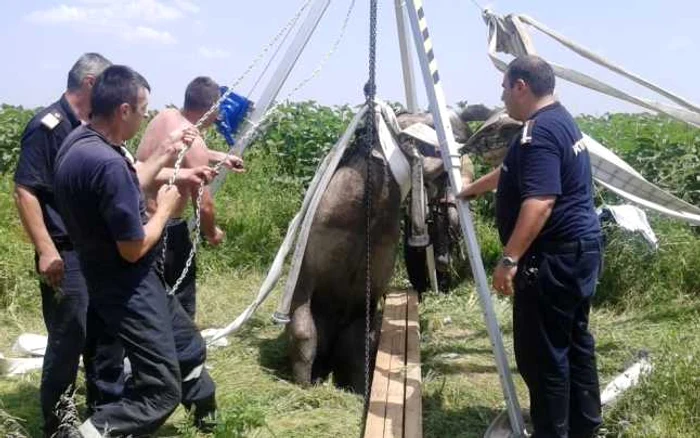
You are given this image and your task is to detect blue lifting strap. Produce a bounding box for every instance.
[215,86,253,146]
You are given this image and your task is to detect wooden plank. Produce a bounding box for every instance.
[364,293,404,437]
[364,290,423,438]
[383,292,408,438]
[403,290,422,438]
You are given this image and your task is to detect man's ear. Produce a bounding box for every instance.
[514,78,528,93]
[119,103,131,121]
[83,75,96,90]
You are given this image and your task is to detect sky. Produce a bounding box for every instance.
[1,0,699,117]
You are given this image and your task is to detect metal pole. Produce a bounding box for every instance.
[394,0,419,113]
[209,0,332,196]
[403,1,527,435]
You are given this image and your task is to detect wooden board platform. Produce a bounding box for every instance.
[364,290,422,438]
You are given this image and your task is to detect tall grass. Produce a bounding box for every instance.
[0,177,38,313]
[604,317,700,437]
[595,217,700,309]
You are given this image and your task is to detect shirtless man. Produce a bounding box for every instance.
[136,76,244,318]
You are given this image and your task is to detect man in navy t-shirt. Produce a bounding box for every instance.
[458,55,603,438]
[54,65,216,437]
[13,52,126,437]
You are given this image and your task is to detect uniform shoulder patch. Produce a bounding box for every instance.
[520,119,535,145]
[40,112,62,130]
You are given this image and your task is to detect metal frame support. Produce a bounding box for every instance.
[394,0,438,293]
[394,0,419,113]
[403,1,527,435]
[209,0,332,196]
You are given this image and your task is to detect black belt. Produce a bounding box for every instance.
[531,236,602,255]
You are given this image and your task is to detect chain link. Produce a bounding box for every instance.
[161,0,314,276]
[166,0,357,296]
[364,0,379,409]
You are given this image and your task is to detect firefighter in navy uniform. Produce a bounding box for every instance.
[53,65,217,437]
[13,53,125,437]
[458,55,603,438]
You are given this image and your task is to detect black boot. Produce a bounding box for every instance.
[190,395,217,433]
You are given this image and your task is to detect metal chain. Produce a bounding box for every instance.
[364,0,379,408]
[167,0,314,187]
[167,0,357,295]
[161,0,313,274]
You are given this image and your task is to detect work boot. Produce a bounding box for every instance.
[191,395,218,433]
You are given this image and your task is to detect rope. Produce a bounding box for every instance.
[363,0,378,409]
[166,0,357,296]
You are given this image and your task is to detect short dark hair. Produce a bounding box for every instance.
[506,55,555,97]
[91,65,151,119]
[184,76,220,112]
[67,52,112,91]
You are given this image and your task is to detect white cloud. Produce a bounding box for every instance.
[198,46,231,59]
[27,0,185,24]
[125,26,177,44]
[26,0,197,45]
[27,5,88,24]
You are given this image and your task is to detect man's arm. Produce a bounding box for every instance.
[96,159,181,264]
[207,149,228,163]
[134,127,198,190]
[207,149,245,173]
[14,185,63,286]
[13,125,65,287]
[456,166,501,200]
[116,185,181,263]
[153,166,217,190]
[503,196,556,260]
[134,151,172,191]
[492,196,555,296]
[197,186,223,245]
[184,138,224,245]
[492,128,562,296]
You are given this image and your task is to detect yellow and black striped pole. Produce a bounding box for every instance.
[404,1,527,436]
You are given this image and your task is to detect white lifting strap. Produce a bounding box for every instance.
[482,10,700,127]
[400,122,440,149]
[375,100,411,200]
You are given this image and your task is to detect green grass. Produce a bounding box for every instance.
[3,267,699,437]
[1,107,700,436]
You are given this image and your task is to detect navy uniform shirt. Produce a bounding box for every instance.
[495,102,600,247]
[14,95,81,241]
[54,125,155,283]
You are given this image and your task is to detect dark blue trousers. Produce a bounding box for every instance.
[513,238,604,438]
[84,263,215,436]
[163,219,197,319]
[37,249,124,438]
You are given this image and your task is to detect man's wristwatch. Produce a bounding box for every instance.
[499,255,518,268]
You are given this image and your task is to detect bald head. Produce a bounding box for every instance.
[505,55,555,98]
